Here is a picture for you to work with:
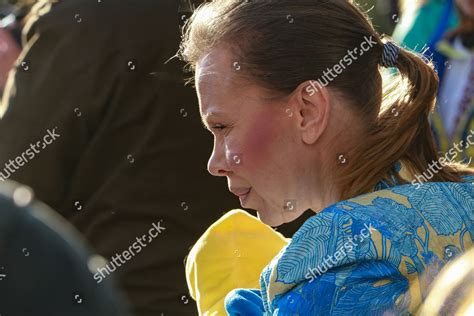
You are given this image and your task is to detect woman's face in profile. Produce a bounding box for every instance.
[195,46,311,226]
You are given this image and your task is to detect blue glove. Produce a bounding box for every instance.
[225,289,265,316]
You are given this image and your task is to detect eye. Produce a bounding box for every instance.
[211,124,227,131]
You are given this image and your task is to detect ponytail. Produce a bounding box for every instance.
[338,40,473,199]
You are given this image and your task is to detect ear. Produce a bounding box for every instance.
[292,80,331,145]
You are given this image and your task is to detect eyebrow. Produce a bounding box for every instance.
[200,111,225,130]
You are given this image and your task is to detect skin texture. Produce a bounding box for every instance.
[196,45,363,227]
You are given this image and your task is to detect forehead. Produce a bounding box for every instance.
[195,46,285,121]
[195,47,239,111]
[195,47,274,115]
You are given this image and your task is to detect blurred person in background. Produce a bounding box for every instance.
[0,26,20,94]
[0,181,130,316]
[394,0,460,51]
[0,2,23,96]
[0,0,307,314]
[418,248,474,315]
[0,0,241,315]
[394,0,473,163]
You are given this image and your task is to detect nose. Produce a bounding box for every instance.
[207,143,229,177]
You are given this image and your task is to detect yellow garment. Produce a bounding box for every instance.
[185,209,289,315]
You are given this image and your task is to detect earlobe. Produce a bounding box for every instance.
[294,81,331,145]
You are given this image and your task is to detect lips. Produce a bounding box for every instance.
[229,187,251,197]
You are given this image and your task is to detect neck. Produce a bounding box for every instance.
[306,104,366,212]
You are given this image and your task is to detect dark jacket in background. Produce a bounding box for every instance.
[0,0,309,314]
[0,0,240,315]
[0,181,130,316]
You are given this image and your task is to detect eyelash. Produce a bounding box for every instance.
[211,124,227,131]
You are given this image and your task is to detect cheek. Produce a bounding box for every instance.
[241,110,282,169]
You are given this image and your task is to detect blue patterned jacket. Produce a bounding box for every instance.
[226,175,474,315]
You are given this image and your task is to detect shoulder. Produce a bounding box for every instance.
[261,180,474,311]
[281,177,473,258]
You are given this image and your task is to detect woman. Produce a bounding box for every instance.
[180,0,474,314]
[432,0,474,164]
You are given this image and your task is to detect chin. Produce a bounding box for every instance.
[251,196,287,226]
[257,204,306,227]
[256,208,284,227]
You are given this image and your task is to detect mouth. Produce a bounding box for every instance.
[230,188,252,205]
